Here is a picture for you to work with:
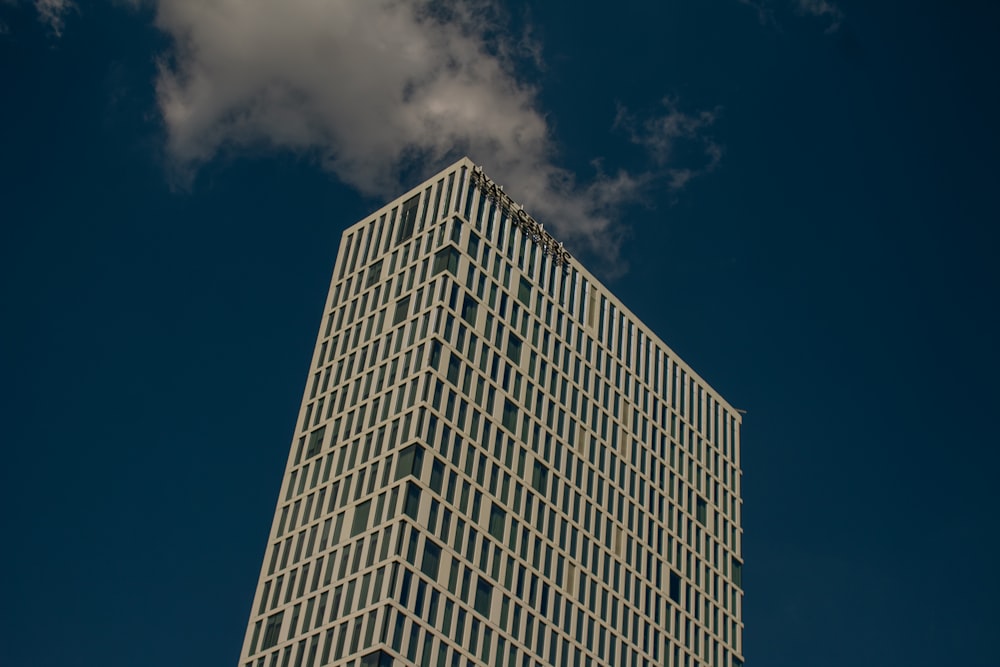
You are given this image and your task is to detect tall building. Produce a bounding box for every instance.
[239,158,743,667]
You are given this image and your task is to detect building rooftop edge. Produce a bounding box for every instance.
[341,156,742,421]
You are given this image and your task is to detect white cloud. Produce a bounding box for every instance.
[14,0,723,268]
[148,0,687,267]
[152,3,556,253]
[35,0,74,37]
[793,0,843,32]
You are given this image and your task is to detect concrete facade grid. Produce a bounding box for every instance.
[239,157,743,667]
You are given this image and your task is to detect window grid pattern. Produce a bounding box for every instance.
[239,158,743,667]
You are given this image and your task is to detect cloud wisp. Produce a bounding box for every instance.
[616,98,723,192]
[737,0,843,32]
[34,0,74,36]
[792,0,843,32]
[148,0,716,268]
[736,0,779,29]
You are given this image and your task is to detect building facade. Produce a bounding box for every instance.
[239,158,743,667]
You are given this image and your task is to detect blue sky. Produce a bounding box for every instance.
[2,1,998,666]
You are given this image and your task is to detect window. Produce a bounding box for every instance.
[447,355,461,385]
[366,260,383,288]
[733,558,743,588]
[403,482,421,519]
[474,578,493,617]
[396,195,419,243]
[669,571,681,603]
[502,400,518,433]
[488,504,506,541]
[433,246,460,276]
[360,649,394,667]
[352,500,371,537]
[531,462,547,495]
[518,277,531,306]
[396,444,425,480]
[422,539,442,579]
[461,295,478,325]
[306,426,326,459]
[696,496,707,525]
[506,334,522,365]
[393,297,410,325]
[262,611,284,650]
[430,458,444,494]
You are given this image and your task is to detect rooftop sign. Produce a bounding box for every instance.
[471,166,572,268]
